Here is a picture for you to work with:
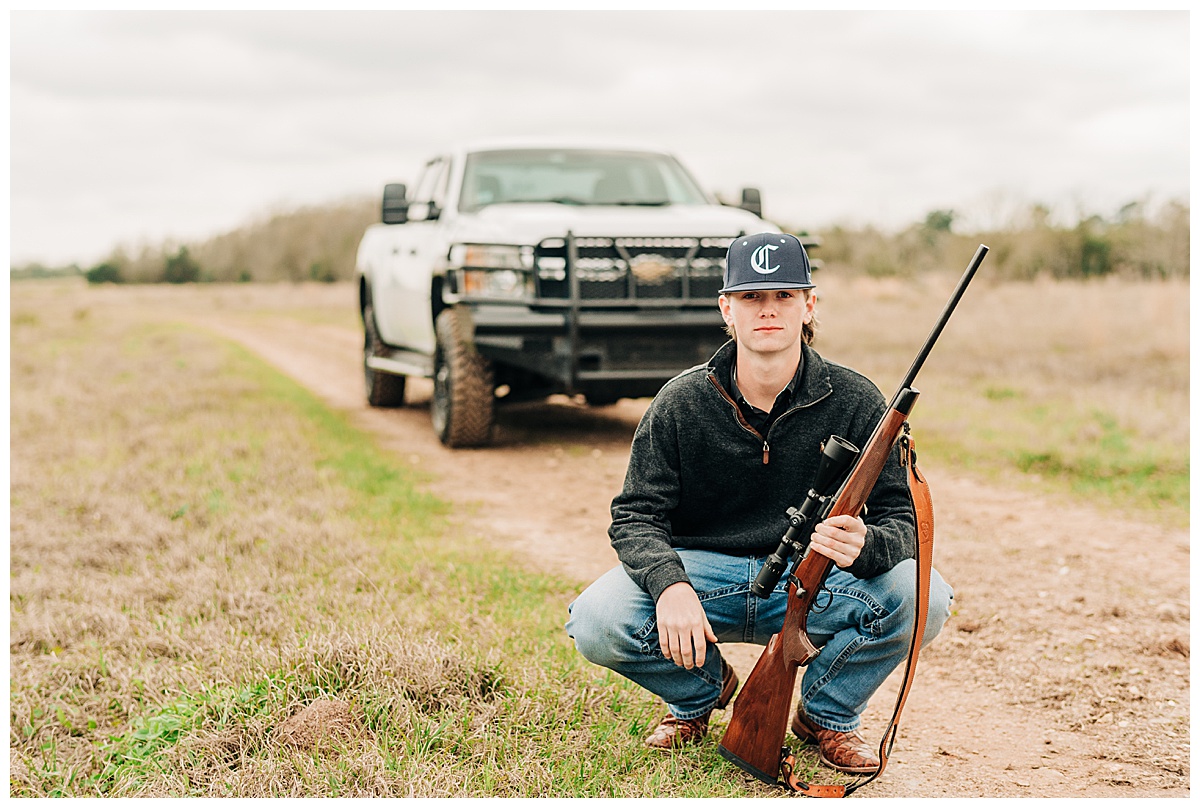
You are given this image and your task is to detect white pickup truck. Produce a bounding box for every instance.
[356,140,802,447]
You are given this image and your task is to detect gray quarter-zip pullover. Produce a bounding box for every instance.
[609,340,917,603]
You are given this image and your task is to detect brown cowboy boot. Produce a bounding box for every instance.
[644,658,739,750]
[791,704,881,774]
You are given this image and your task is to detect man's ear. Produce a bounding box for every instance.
[718,294,732,325]
[803,288,816,323]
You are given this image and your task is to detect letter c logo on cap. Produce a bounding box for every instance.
[751,244,780,275]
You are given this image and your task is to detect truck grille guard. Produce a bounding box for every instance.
[528,232,739,390]
[533,233,735,305]
[464,231,816,393]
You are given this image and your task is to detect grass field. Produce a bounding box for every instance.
[812,272,1189,528]
[9,274,1188,795]
[9,288,798,796]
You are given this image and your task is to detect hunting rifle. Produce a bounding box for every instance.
[717,244,989,797]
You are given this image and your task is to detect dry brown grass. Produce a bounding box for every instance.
[9,273,1187,795]
[9,283,475,794]
[7,281,746,797]
[811,270,1188,525]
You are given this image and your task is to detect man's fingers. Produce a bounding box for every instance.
[809,539,839,562]
[653,583,716,669]
[659,623,713,669]
[818,516,866,545]
[661,623,683,663]
[823,514,865,537]
[812,517,865,570]
[664,626,695,668]
[677,632,695,668]
[810,535,853,567]
[814,523,857,541]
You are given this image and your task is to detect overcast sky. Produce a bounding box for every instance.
[9,9,1191,268]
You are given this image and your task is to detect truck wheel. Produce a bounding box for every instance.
[363,303,407,407]
[431,308,494,447]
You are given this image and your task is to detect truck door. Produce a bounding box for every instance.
[375,156,452,355]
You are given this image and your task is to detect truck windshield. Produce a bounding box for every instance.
[459,149,711,212]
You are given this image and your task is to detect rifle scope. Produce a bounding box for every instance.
[750,435,859,599]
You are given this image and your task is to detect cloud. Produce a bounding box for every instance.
[9,10,1189,266]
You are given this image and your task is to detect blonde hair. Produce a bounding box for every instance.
[722,289,818,345]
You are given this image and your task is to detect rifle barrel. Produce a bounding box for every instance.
[892,244,989,403]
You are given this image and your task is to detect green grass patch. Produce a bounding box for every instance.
[911,385,1188,528]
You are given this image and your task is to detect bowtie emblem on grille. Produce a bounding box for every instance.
[751,244,780,275]
[630,254,675,283]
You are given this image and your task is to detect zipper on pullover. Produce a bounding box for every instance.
[707,374,774,465]
[707,372,834,466]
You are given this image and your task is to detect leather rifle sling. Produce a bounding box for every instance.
[782,430,935,797]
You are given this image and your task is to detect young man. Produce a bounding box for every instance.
[566,233,953,774]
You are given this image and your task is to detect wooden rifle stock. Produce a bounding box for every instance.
[717,405,915,784]
[718,244,989,792]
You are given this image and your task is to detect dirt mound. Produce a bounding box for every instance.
[275,699,360,750]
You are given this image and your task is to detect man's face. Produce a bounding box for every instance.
[718,288,815,357]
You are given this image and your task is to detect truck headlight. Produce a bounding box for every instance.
[448,243,535,301]
[449,243,533,271]
[460,268,533,300]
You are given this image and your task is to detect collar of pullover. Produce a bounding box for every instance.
[709,340,834,413]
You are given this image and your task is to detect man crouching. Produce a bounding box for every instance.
[566,233,953,774]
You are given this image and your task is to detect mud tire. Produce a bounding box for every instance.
[363,303,407,407]
[431,308,494,447]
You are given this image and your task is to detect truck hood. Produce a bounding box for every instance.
[445,203,778,244]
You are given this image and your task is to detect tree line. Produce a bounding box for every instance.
[814,200,1189,282]
[69,198,378,286]
[12,196,1189,286]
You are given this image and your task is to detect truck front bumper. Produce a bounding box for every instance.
[466,303,727,398]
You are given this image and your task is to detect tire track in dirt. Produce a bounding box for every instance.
[194,311,1189,798]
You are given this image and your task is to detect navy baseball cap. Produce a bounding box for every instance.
[721,232,814,294]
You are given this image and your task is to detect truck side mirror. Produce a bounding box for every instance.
[382,183,409,224]
[740,187,763,219]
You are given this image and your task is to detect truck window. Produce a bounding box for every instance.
[459,149,710,212]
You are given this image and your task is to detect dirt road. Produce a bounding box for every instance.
[191,303,1189,798]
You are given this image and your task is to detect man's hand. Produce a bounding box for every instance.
[655,582,717,669]
[810,514,867,568]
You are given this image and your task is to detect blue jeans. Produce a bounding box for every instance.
[566,549,953,732]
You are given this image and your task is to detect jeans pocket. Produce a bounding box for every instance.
[628,612,657,653]
[632,613,658,649]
